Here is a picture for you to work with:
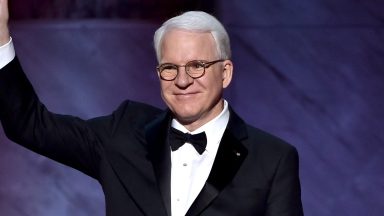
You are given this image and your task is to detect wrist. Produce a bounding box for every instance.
[0,24,10,45]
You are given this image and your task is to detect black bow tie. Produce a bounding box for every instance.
[169,127,207,154]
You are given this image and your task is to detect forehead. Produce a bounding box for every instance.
[160,29,217,62]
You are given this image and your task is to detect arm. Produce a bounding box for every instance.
[0,57,102,178]
[0,0,101,178]
[0,0,14,69]
[266,146,304,216]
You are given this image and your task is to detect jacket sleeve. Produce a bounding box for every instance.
[0,57,102,179]
[266,145,304,216]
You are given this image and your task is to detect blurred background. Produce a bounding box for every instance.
[1,0,383,215]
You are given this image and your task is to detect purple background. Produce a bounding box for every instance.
[1,1,384,215]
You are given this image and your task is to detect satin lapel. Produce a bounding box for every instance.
[145,111,173,216]
[106,126,168,216]
[186,109,249,216]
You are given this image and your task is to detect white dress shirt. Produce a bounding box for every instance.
[0,37,15,69]
[170,101,230,216]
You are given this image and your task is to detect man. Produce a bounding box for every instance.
[0,0,303,215]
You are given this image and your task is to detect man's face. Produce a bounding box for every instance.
[158,29,233,130]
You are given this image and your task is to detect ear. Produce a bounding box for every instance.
[156,67,162,80]
[222,60,233,88]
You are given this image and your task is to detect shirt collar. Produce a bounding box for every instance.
[171,100,230,153]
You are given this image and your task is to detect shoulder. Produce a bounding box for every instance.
[87,100,164,134]
[245,124,297,155]
[228,108,298,163]
[115,100,163,116]
[242,123,300,177]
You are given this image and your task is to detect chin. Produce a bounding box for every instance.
[173,109,200,124]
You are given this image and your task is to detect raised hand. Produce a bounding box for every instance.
[0,0,10,45]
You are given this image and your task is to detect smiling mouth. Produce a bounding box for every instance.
[175,90,200,94]
[174,92,199,98]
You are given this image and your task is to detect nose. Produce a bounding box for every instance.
[174,67,193,88]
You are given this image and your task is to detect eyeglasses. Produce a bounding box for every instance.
[157,59,225,81]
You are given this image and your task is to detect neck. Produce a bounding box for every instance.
[176,99,225,132]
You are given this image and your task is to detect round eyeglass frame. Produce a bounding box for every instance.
[156,59,225,81]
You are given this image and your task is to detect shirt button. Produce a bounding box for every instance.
[183,163,188,166]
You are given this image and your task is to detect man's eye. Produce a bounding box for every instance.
[161,65,177,71]
[190,62,205,70]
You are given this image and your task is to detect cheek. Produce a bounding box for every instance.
[159,82,174,103]
[159,81,171,93]
[201,76,223,94]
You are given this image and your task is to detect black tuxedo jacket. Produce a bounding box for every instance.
[0,58,303,216]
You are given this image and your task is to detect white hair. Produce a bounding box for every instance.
[153,11,231,62]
